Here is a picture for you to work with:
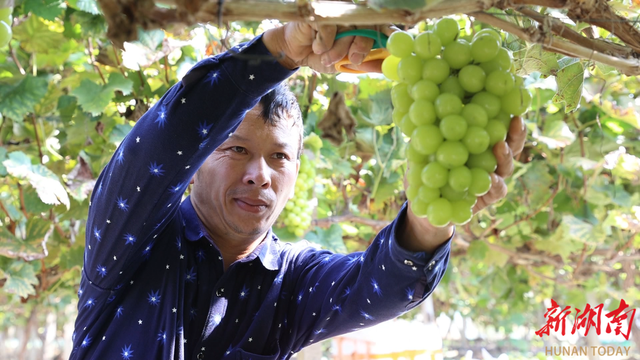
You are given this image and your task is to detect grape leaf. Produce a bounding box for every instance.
[67,0,101,14]
[552,58,584,113]
[71,73,133,115]
[13,15,66,53]
[521,161,555,208]
[561,214,606,245]
[59,244,85,270]
[3,261,39,298]
[467,240,488,260]
[305,224,347,254]
[535,120,576,149]
[0,75,49,122]
[23,0,66,21]
[518,45,560,76]
[3,151,70,209]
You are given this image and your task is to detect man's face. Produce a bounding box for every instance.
[191,105,300,240]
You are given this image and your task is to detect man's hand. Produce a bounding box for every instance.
[398,116,527,253]
[263,23,391,73]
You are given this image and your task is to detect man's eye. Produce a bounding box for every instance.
[231,146,245,153]
[274,153,288,160]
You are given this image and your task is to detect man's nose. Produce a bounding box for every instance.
[244,157,271,188]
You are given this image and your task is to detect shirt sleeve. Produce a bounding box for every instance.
[83,34,297,289]
[286,201,452,350]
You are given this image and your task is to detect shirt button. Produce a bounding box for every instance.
[197,352,204,360]
[403,260,414,266]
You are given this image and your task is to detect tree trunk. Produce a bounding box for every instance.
[19,305,38,360]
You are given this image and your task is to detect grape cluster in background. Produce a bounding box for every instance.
[0,6,12,48]
[382,18,531,227]
[280,153,315,237]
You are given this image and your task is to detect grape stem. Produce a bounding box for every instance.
[371,125,398,199]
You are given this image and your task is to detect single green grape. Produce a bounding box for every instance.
[406,184,420,202]
[392,109,407,125]
[410,198,430,217]
[418,185,440,204]
[461,192,478,207]
[381,55,402,82]
[434,18,460,46]
[485,120,507,145]
[485,70,514,97]
[448,166,472,192]
[494,48,513,71]
[400,114,417,136]
[501,87,532,116]
[407,144,430,164]
[0,7,11,24]
[421,162,449,188]
[467,151,497,174]
[434,93,463,119]
[398,55,423,84]
[462,126,490,154]
[411,79,440,102]
[407,163,424,185]
[422,58,450,84]
[450,200,473,225]
[439,76,465,100]
[439,114,468,141]
[409,99,437,126]
[411,124,443,155]
[471,91,501,118]
[469,167,492,196]
[0,20,11,48]
[494,111,512,129]
[470,35,500,62]
[391,83,413,112]
[474,28,501,43]
[440,184,466,202]
[387,31,414,58]
[414,31,442,60]
[442,40,472,70]
[426,198,452,227]
[458,65,486,93]
[436,141,469,168]
[461,103,488,127]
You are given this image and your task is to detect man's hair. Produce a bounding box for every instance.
[258,83,304,159]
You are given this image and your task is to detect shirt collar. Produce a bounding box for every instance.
[180,197,281,271]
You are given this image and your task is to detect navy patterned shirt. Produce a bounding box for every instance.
[70,34,453,360]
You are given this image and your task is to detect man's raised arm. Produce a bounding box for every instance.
[83,33,297,289]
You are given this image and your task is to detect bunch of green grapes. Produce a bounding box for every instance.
[280,153,315,237]
[382,18,531,227]
[0,6,13,48]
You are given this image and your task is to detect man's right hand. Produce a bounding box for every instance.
[263,23,388,73]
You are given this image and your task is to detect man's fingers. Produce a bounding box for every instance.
[319,34,354,67]
[493,141,514,178]
[507,116,526,157]
[473,173,507,213]
[349,35,374,65]
[312,25,337,56]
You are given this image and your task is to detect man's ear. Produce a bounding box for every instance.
[288,158,300,200]
[190,175,196,185]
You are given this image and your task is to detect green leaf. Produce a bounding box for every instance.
[29,165,71,209]
[305,224,347,254]
[535,120,576,149]
[561,214,606,245]
[23,0,66,21]
[3,261,39,298]
[57,95,78,124]
[67,0,101,14]
[552,57,584,112]
[109,123,133,144]
[3,152,70,209]
[137,28,165,50]
[467,240,488,261]
[518,45,559,76]
[521,162,555,208]
[71,73,133,115]
[13,15,66,53]
[23,186,53,213]
[3,151,34,177]
[0,76,49,121]
[59,244,85,270]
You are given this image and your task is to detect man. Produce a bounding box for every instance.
[71,21,525,359]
